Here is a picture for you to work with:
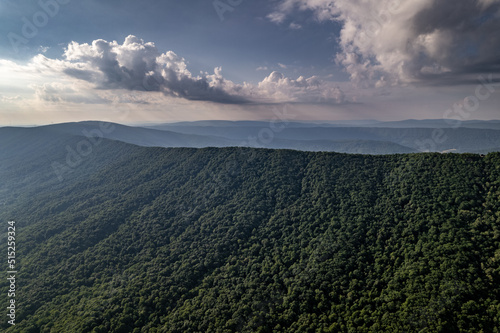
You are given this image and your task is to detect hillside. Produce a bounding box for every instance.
[8,120,500,154]
[267,139,417,154]
[41,122,235,148]
[0,126,142,206]
[145,121,500,153]
[0,133,499,332]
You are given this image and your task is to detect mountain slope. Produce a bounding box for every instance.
[11,121,500,154]
[149,119,500,130]
[0,126,142,207]
[267,139,417,154]
[41,121,235,148]
[0,136,499,332]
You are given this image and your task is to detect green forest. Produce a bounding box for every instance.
[1,134,499,332]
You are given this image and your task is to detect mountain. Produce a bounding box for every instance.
[145,121,500,153]
[144,119,384,129]
[2,122,418,155]
[266,139,417,154]
[1,130,499,332]
[40,121,235,148]
[366,119,500,130]
[146,119,500,130]
[6,120,500,154]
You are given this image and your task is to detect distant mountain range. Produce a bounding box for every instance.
[145,119,500,130]
[2,119,500,154]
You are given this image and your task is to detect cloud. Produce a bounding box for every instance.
[258,71,345,104]
[256,66,269,71]
[30,82,111,104]
[267,12,287,24]
[289,22,302,29]
[0,95,22,103]
[54,36,248,104]
[270,0,500,87]
[24,35,346,106]
[278,63,288,69]
[38,46,50,53]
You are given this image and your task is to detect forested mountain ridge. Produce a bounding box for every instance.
[0,134,499,332]
[0,126,143,209]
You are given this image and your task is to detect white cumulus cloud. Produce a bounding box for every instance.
[258,71,345,104]
[22,35,346,106]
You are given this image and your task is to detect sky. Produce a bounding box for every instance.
[0,0,499,125]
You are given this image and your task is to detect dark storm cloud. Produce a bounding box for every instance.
[271,0,500,86]
[410,0,500,80]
